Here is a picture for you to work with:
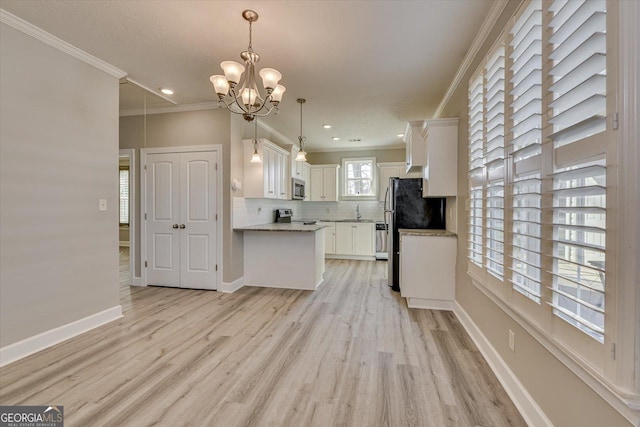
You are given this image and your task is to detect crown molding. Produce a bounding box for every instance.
[432,0,509,119]
[0,8,126,79]
[307,144,405,153]
[256,120,297,146]
[126,78,177,106]
[119,102,220,117]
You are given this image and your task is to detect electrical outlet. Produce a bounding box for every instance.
[98,199,107,211]
[508,329,516,352]
[258,207,262,214]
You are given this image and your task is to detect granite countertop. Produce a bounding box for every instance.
[234,223,328,232]
[296,218,378,223]
[399,229,457,237]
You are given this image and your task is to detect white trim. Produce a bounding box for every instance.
[120,148,136,289]
[325,255,376,261]
[307,144,405,153]
[432,0,510,119]
[469,278,640,424]
[0,9,126,79]
[453,302,553,427]
[220,276,245,293]
[0,306,123,367]
[257,120,297,147]
[406,298,454,311]
[140,145,224,291]
[118,241,130,247]
[125,78,177,106]
[120,101,220,117]
[131,276,142,286]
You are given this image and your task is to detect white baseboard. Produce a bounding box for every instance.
[325,255,376,261]
[131,276,143,286]
[453,302,552,427]
[0,305,123,367]
[220,276,244,293]
[118,241,130,247]
[406,298,454,311]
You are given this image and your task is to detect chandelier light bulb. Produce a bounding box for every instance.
[250,149,262,163]
[240,88,258,106]
[259,68,282,92]
[270,85,286,104]
[210,75,230,97]
[295,150,307,162]
[220,61,245,86]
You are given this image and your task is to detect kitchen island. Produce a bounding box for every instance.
[234,223,328,290]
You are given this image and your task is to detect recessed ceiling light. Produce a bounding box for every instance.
[397,133,405,138]
[348,138,361,142]
[332,137,340,141]
[322,124,332,129]
[160,88,174,95]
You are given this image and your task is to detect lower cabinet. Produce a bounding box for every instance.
[320,222,336,255]
[399,234,457,310]
[334,222,375,257]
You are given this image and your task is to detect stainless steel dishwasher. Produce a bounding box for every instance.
[375,222,388,260]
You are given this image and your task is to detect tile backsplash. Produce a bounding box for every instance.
[233,197,299,228]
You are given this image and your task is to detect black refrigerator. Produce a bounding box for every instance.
[385,178,446,291]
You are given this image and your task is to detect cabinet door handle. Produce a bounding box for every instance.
[172,224,179,229]
[179,224,186,229]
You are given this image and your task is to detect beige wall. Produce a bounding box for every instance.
[0,23,120,347]
[119,108,245,284]
[440,1,629,425]
[306,148,404,165]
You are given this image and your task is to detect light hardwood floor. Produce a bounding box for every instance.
[0,248,526,426]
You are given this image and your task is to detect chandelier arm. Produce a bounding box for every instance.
[218,97,247,115]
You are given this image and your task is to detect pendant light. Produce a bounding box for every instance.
[250,118,262,163]
[295,98,308,162]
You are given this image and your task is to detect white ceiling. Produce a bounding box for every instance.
[1,0,494,151]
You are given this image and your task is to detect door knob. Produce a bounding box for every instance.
[172,224,179,229]
[179,224,186,229]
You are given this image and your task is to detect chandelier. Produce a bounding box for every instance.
[209,10,285,122]
[295,98,308,162]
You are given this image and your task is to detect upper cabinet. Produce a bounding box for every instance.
[309,165,340,201]
[377,162,422,201]
[421,118,458,197]
[403,120,427,174]
[243,138,290,200]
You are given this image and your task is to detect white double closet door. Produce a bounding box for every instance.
[145,150,218,290]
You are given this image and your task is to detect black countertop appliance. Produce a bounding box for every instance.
[385,178,446,291]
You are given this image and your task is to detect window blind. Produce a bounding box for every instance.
[509,0,542,302]
[119,167,130,225]
[468,74,484,267]
[548,0,607,342]
[484,44,506,279]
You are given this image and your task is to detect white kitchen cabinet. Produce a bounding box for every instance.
[377,162,422,201]
[334,222,375,258]
[403,120,427,174]
[302,163,311,201]
[399,233,457,310]
[309,165,339,201]
[320,222,335,254]
[243,138,290,200]
[421,118,458,197]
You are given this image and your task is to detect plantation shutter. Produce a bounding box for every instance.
[508,0,542,302]
[468,74,484,267]
[119,167,130,225]
[548,0,607,342]
[484,43,506,280]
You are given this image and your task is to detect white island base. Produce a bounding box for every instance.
[237,224,326,290]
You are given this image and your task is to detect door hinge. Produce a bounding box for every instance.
[144,213,147,220]
[144,165,147,172]
[611,342,616,360]
[612,112,619,130]
[215,214,218,221]
[144,260,148,268]
[215,264,218,271]
[215,163,218,171]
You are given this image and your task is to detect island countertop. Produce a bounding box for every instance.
[234,223,328,232]
[399,229,457,237]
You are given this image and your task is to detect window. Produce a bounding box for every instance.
[342,158,375,198]
[119,166,130,226]
[466,0,611,364]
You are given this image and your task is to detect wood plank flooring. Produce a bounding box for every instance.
[0,248,526,426]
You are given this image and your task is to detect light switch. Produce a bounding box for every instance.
[98,199,108,211]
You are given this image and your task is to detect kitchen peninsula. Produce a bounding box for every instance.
[234,223,328,290]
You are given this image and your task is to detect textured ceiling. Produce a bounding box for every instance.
[1,0,494,151]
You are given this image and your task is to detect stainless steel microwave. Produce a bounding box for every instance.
[292,178,305,200]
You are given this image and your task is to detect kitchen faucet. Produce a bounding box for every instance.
[356,204,361,221]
